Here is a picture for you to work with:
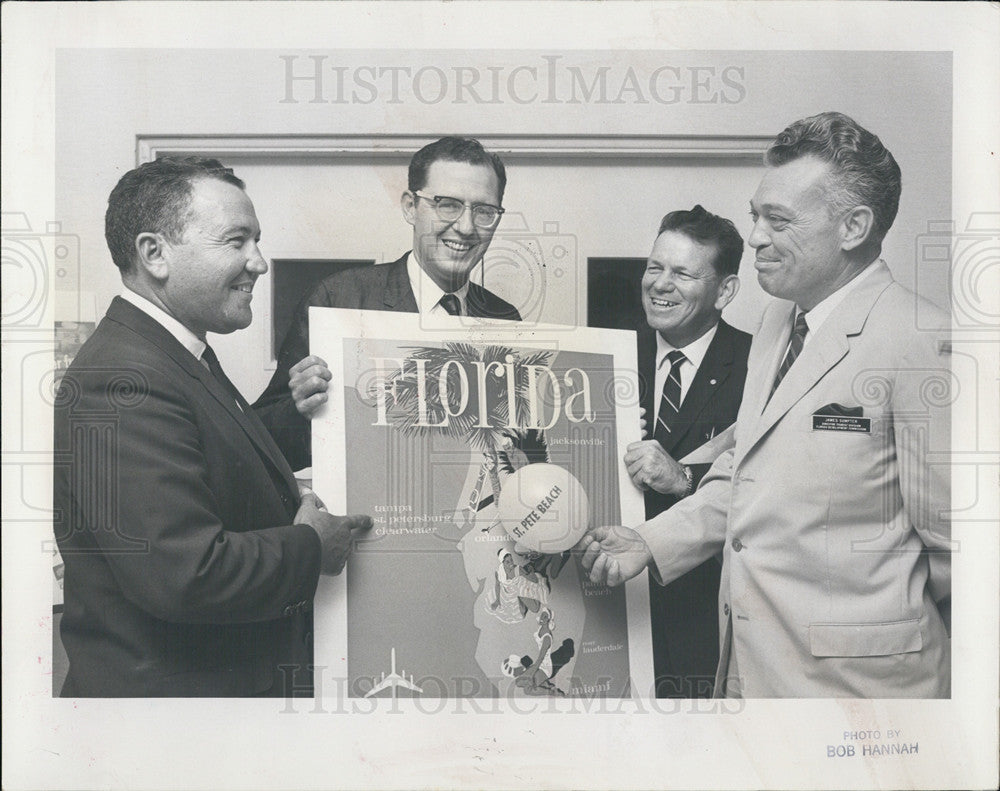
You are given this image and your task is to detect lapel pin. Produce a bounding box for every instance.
[709,379,717,385]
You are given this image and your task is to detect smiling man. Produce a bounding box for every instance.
[54,157,371,697]
[580,113,952,699]
[624,206,750,698]
[253,136,520,471]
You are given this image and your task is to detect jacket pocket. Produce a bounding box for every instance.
[808,619,922,657]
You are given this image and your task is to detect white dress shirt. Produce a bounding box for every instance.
[120,288,244,412]
[653,323,719,411]
[797,259,880,345]
[120,288,207,362]
[406,252,471,316]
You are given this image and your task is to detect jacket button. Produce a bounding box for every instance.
[723,603,731,617]
[282,605,293,617]
[732,538,743,552]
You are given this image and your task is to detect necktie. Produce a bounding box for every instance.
[202,344,297,514]
[768,311,809,400]
[653,349,686,442]
[439,293,462,316]
[201,344,244,411]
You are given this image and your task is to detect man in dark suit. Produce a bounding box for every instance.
[623,205,750,698]
[53,157,371,697]
[253,136,520,471]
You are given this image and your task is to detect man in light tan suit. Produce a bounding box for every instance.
[579,112,951,698]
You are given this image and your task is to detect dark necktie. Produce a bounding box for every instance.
[202,344,297,515]
[653,349,686,442]
[201,344,245,411]
[768,311,809,401]
[439,293,461,316]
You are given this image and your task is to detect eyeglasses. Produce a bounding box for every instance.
[412,191,505,229]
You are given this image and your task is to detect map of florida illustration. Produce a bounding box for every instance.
[340,338,632,698]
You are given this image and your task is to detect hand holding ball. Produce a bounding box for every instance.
[497,463,590,552]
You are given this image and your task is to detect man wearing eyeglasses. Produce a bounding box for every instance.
[253,136,520,471]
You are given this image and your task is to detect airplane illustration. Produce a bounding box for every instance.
[364,648,422,698]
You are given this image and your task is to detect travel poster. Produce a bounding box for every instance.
[310,308,650,699]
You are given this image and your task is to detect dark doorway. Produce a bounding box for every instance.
[271,259,374,357]
[587,257,647,331]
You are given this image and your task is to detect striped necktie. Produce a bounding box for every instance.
[653,349,686,442]
[768,311,809,401]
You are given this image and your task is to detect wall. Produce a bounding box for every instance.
[55,49,952,395]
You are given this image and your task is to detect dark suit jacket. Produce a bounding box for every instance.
[253,253,521,470]
[54,297,322,697]
[638,319,751,698]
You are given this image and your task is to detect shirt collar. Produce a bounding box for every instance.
[655,322,719,372]
[120,287,207,361]
[799,259,880,334]
[406,251,470,314]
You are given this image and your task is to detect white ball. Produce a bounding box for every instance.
[497,463,590,553]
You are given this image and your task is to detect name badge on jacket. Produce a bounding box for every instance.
[812,403,871,434]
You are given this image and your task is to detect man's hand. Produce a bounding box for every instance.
[575,525,652,587]
[295,492,372,575]
[297,482,321,502]
[624,440,689,496]
[289,355,332,418]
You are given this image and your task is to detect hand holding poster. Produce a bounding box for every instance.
[309,308,650,700]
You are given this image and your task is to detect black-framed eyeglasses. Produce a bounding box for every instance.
[413,191,505,229]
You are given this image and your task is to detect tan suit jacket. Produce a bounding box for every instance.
[636,261,951,697]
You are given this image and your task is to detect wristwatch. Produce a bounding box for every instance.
[680,465,695,498]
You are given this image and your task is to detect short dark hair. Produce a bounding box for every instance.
[657,204,744,278]
[105,156,245,273]
[765,111,901,247]
[408,136,507,203]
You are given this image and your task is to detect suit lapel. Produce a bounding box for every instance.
[200,362,302,498]
[468,280,519,320]
[741,262,895,455]
[383,253,419,312]
[466,282,490,318]
[637,326,658,422]
[107,298,299,498]
[741,301,795,436]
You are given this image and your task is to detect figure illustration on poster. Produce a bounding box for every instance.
[501,608,576,697]
[488,549,547,624]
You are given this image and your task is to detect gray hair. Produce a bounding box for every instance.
[765,112,901,249]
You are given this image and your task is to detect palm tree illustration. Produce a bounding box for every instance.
[386,342,552,505]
